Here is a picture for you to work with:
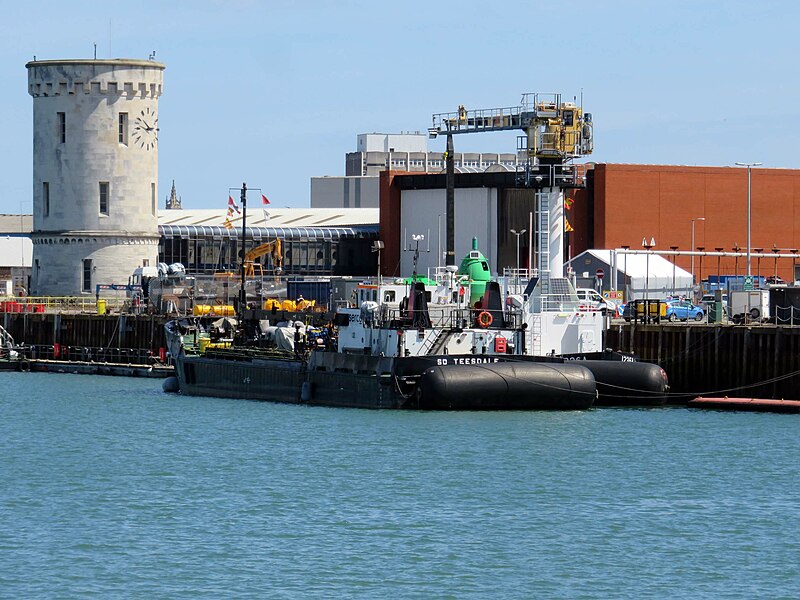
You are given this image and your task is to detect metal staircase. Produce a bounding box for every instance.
[425,328,452,356]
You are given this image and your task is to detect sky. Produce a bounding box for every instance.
[0,0,796,215]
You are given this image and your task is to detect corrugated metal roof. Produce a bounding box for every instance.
[158,224,378,241]
[158,207,379,228]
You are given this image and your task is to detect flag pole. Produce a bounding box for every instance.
[238,182,247,327]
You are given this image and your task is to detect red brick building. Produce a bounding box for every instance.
[380,164,800,283]
[589,164,800,283]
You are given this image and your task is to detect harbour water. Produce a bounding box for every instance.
[1,372,799,598]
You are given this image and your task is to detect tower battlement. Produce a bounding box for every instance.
[27,59,164,98]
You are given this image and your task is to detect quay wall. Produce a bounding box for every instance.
[3,313,168,363]
[606,324,800,402]
[4,313,800,402]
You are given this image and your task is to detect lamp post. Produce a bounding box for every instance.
[691,217,705,283]
[754,248,763,284]
[642,237,655,321]
[670,245,679,297]
[772,244,780,282]
[733,244,741,284]
[697,246,705,298]
[715,247,723,295]
[735,161,762,277]
[510,228,526,286]
[621,245,630,301]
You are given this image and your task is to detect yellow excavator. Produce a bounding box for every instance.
[213,239,283,279]
[244,239,283,278]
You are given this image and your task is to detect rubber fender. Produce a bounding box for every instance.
[417,361,595,410]
[581,360,669,406]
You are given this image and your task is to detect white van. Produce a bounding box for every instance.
[576,288,617,315]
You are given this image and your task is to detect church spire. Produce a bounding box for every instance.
[165,179,182,209]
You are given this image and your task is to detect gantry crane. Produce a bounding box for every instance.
[428,93,592,279]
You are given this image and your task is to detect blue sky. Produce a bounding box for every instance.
[0,0,795,214]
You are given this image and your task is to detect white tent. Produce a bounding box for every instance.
[568,249,694,301]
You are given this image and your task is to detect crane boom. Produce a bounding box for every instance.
[429,92,592,161]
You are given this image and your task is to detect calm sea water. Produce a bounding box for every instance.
[1,372,799,599]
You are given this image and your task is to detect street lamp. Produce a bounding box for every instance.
[772,244,780,282]
[510,228,526,284]
[642,237,655,322]
[621,245,630,301]
[670,245,679,297]
[754,248,763,282]
[735,161,762,277]
[715,247,724,294]
[690,217,705,283]
[697,246,705,298]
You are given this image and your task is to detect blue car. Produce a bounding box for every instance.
[666,300,705,322]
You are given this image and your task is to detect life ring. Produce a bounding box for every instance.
[477,311,493,328]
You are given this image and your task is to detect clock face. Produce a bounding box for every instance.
[132,106,158,151]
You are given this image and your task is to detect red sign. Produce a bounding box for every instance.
[596,268,605,279]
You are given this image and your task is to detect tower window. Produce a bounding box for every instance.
[119,113,128,144]
[43,182,50,217]
[82,259,92,293]
[99,182,109,215]
[57,112,66,143]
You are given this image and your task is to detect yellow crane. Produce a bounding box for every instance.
[429,92,593,161]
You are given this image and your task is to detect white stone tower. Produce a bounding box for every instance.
[26,59,165,296]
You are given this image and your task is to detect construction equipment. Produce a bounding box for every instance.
[429,93,593,162]
[244,239,283,278]
[428,92,592,279]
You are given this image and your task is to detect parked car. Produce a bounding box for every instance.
[665,300,705,322]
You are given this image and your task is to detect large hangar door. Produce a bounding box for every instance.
[499,189,536,274]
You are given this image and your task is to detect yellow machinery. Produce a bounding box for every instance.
[244,239,283,278]
[429,92,593,161]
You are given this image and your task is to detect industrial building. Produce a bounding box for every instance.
[375,163,800,288]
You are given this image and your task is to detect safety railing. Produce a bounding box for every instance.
[0,296,127,314]
[15,344,167,365]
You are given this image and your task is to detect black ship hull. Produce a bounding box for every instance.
[173,349,668,410]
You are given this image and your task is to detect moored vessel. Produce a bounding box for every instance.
[168,239,669,409]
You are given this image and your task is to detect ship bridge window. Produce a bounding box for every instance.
[384,291,396,303]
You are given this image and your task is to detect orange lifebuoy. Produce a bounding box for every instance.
[477,311,493,328]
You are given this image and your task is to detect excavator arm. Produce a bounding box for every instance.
[244,239,283,277]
